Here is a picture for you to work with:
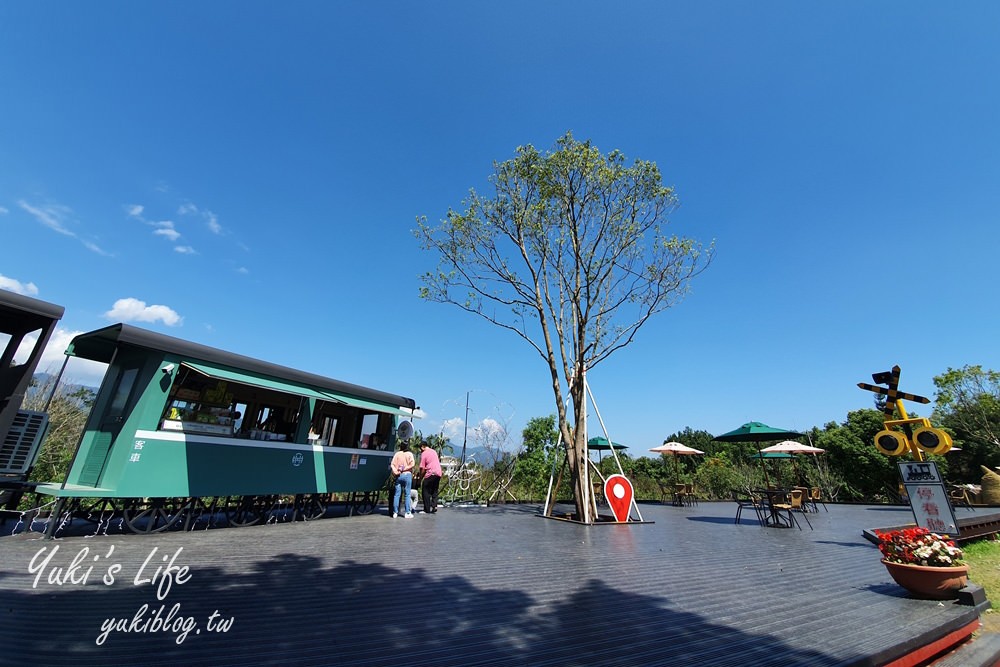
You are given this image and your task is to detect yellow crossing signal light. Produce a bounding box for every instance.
[912,426,952,456]
[874,430,910,457]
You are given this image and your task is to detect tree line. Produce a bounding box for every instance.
[451,365,1000,505]
[17,364,1000,507]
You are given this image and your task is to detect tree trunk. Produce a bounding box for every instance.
[566,387,591,523]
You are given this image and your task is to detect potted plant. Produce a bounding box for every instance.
[875,526,969,600]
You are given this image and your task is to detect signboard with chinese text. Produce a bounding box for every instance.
[898,461,959,535]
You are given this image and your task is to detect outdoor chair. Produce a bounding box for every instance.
[656,482,673,504]
[768,491,809,530]
[683,483,698,507]
[792,486,811,511]
[810,487,828,512]
[733,491,763,525]
[590,480,605,515]
[949,487,974,511]
[788,489,813,529]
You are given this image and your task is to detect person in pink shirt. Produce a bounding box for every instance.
[418,440,443,514]
[389,443,416,518]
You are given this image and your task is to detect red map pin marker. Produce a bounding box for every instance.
[604,474,634,522]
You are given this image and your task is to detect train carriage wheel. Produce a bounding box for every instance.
[226,495,262,527]
[183,496,224,531]
[226,495,278,527]
[122,498,188,534]
[353,490,381,515]
[300,494,330,521]
[70,497,120,526]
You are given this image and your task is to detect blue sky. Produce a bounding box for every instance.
[3,3,998,455]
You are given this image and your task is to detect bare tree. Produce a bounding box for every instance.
[416,133,712,523]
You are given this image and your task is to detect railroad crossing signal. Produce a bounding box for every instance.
[857,365,951,459]
[857,365,930,417]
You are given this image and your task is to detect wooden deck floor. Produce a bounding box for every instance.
[0,502,988,666]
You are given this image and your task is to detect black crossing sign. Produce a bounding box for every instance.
[857,365,929,419]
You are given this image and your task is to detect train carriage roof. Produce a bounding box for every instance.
[0,290,65,334]
[65,323,417,412]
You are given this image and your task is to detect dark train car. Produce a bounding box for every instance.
[0,290,64,509]
[35,323,418,533]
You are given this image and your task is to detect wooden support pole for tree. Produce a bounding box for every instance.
[544,455,569,517]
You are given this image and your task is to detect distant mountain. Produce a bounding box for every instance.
[26,373,98,407]
[446,445,522,466]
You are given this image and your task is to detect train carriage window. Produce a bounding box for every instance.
[0,326,43,367]
[243,402,299,441]
[314,404,357,447]
[360,413,379,448]
[318,416,338,446]
[108,368,139,419]
[233,402,247,432]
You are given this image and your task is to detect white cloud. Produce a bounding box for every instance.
[474,417,506,439]
[206,211,222,234]
[19,200,74,236]
[153,223,181,241]
[0,275,40,296]
[81,239,111,256]
[128,204,183,245]
[154,228,181,241]
[21,328,109,386]
[178,201,224,235]
[0,206,9,215]
[105,297,183,327]
[441,417,465,440]
[19,199,109,254]
[174,245,196,254]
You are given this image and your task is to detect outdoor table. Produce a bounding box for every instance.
[673,484,687,507]
[755,488,794,528]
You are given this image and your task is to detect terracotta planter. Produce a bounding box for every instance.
[882,559,969,600]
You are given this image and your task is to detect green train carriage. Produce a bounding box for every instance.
[36,323,417,533]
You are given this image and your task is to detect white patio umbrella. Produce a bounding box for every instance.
[650,441,705,484]
[759,441,825,487]
[759,441,825,455]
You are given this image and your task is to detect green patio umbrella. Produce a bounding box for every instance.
[713,421,803,488]
[712,421,803,443]
[751,451,794,485]
[587,436,628,464]
[587,436,628,451]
